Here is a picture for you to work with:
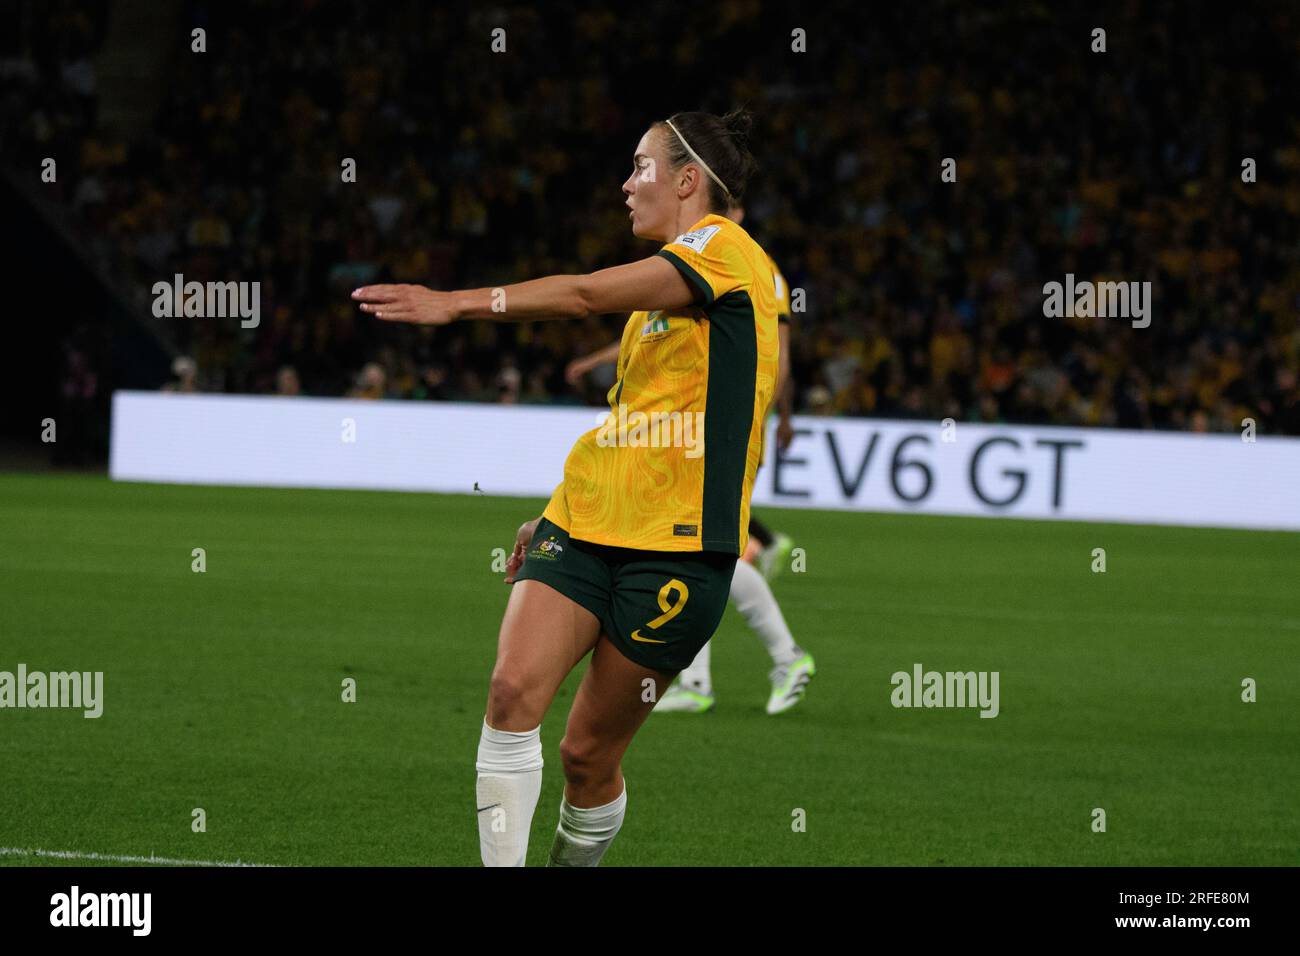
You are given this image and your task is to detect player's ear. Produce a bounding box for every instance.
[676,165,696,199]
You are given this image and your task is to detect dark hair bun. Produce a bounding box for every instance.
[721,107,753,145]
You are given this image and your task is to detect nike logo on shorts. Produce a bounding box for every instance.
[631,629,666,644]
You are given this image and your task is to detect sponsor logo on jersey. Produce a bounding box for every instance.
[640,312,671,336]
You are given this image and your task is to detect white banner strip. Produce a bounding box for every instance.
[109,391,1300,531]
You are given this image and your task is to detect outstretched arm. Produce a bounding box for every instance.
[565,340,622,384]
[352,255,694,325]
[776,322,795,449]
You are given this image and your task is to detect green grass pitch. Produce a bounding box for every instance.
[1,472,1296,866]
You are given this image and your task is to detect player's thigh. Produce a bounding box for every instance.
[604,549,737,675]
[561,634,676,770]
[488,579,602,729]
[557,549,734,762]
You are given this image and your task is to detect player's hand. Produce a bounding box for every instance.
[777,415,795,451]
[504,516,542,584]
[565,356,594,385]
[352,285,456,325]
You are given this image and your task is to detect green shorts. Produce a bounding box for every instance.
[514,518,737,673]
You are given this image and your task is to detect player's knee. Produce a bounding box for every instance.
[486,667,535,725]
[559,732,611,785]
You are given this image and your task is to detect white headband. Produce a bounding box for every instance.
[665,118,733,202]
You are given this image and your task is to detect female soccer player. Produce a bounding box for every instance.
[565,203,815,716]
[353,109,777,866]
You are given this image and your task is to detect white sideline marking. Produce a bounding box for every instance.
[0,846,273,868]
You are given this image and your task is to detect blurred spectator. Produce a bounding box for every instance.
[162,356,198,393]
[275,365,301,397]
[348,362,386,400]
[53,337,100,465]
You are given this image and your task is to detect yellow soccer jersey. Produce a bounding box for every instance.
[768,252,792,324]
[758,251,792,468]
[543,213,780,554]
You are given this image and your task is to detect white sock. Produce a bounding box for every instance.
[475,719,543,867]
[546,786,627,867]
[678,638,712,694]
[731,559,800,666]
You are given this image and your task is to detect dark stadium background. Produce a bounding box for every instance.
[2,0,1297,469]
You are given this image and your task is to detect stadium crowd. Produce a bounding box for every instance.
[5,0,1299,434]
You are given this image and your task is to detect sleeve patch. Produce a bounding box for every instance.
[672,224,722,253]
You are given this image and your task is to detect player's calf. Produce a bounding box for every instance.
[549,736,629,867]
